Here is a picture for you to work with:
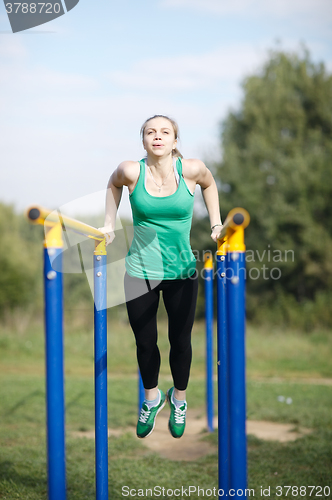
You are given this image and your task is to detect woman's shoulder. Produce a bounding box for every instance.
[116,160,140,185]
[181,158,206,180]
[118,160,140,174]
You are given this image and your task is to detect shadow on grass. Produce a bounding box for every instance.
[201,428,332,496]
[0,459,46,491]
[0,458,95,500]
[66,390,87,411]
[247,431,332,497]
[4,389,45,417]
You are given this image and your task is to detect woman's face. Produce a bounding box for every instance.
[142,117,177,158]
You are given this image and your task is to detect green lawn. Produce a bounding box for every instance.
[0,317,331,499]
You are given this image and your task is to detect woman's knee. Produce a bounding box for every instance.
[137,339,159,354]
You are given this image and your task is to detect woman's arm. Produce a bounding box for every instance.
[185,159,223,242]
[99,161,137,244]
[104,170,123,227]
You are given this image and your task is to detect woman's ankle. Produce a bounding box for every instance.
[145,386,159,401]
[173,388,186,401]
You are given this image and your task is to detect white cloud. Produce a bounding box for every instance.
[160,0,332,19]
[0,36,28,58]
[0,40,223,217]
[108,39,332,96]
[108,44,265,92]
[1,26,331,219]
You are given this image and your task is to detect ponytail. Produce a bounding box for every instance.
[172,147,183,158]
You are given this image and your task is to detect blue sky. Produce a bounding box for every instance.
[0,0,331,221]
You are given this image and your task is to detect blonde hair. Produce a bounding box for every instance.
[140,114,183,158]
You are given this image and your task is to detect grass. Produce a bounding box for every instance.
[0,316,332,499]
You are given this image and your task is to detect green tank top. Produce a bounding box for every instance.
[125,157,196,280]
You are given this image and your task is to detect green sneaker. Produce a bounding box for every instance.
[167,387,187,438]
[136,389,166,438]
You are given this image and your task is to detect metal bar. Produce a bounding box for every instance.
[44,246,66,500]
[227,251,247,498]
[204,252,214,433]
[29,207,109,500]
[26,205,104,241]
[216,248,229,496]
[138,370,145,415]
[216,207,249,497]
[94,252,108,500]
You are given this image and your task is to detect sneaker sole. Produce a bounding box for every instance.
[168,421,184,439]
[137,398,166,439]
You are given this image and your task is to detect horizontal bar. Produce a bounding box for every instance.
[26,205,105,241]
[217,208,250,245]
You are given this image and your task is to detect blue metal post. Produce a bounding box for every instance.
[94,254,108,500]
[138,369,145,414]
[204,265,214,432]
[227,251,247,497]
[216,251,229,496]
[44,246,66,500]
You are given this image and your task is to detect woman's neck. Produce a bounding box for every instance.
[146,154,173,176]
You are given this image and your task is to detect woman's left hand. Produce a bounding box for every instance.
[211,225,223,243]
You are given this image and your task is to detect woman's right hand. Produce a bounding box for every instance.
[98,225,115,246]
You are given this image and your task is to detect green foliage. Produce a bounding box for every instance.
[0,203,43,318]
[190,216,216,318]
[202,48,332,328]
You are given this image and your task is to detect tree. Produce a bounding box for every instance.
[0,203,43,317]
[205,48,332,327]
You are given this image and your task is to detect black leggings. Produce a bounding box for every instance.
[124,270,198,391]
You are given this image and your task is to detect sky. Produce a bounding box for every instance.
[0,0,331,222]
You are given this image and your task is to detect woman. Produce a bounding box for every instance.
[100,115,222,439]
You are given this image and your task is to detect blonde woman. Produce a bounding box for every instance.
[100,115,222,439]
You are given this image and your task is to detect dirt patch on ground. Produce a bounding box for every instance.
[246,420,312,443]
[136,409,215,461]
[72,409,312,461]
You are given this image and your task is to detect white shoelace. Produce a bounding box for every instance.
[174,406,186,424]
[138,407,151,423]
